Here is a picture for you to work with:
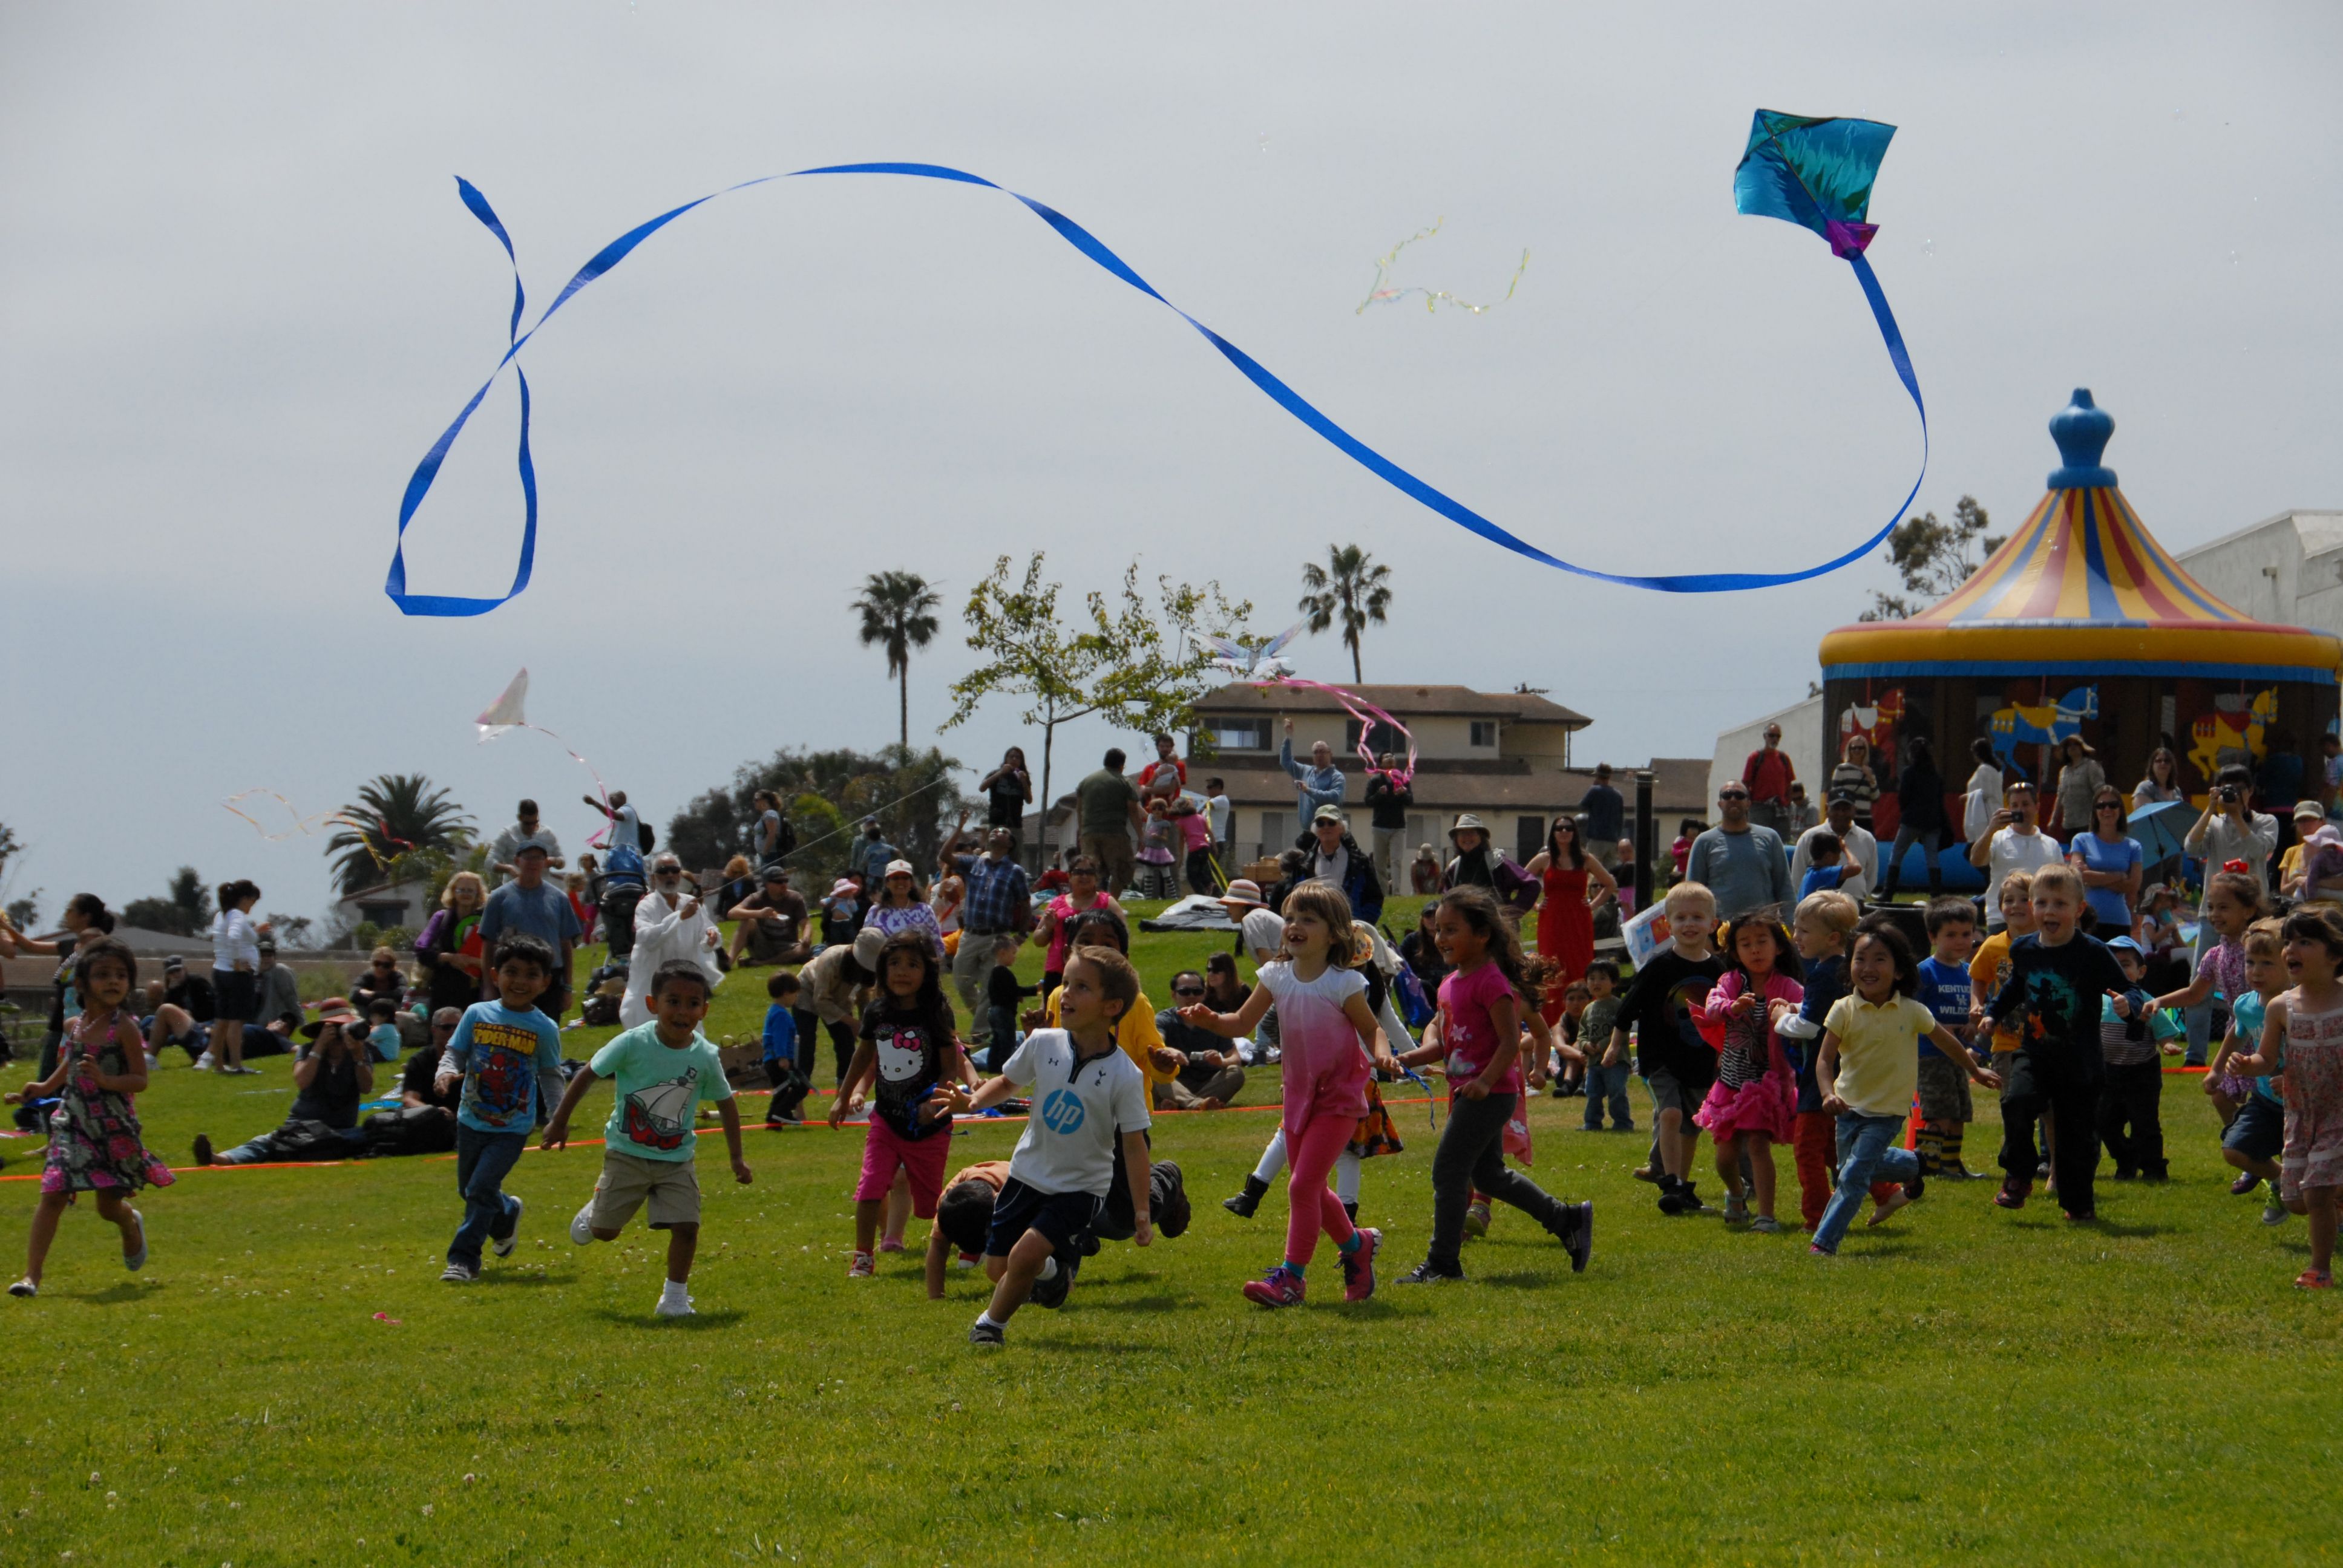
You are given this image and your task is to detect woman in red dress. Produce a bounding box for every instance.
[1527,814,1617,1023]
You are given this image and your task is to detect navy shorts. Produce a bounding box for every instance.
[2223,1093,2284,1163]
[984,1177,1101,1258]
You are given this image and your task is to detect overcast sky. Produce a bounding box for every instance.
[5,2,2338,927]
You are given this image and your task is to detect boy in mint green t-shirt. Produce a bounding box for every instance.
[543,959,752,1317]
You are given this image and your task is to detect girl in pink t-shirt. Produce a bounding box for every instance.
[1693,916,1803,1232]
[1391,887,1593,1284]
[1179,884,1397,1308]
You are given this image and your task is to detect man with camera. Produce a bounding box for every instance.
[2178,764,2279,1063]
[1967,778,2062,933]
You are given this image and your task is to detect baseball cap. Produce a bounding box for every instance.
[884,858,916,878]
[2104,935,2144,958]
[1311,805,1346,826]
[2295,800,2325,822]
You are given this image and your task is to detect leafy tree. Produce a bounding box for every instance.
[7,893,41,931]
[665,746,968,890]
[125,866,212,937]
[326,773,474,895]
[853,570,943,751]
[0,820,20,885]
[1860,495,2005,621]
[1298,544,1393,684]
[945,554,1250,860]
[265,912,317,950]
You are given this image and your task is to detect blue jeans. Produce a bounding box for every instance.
[1582,1062,1634,1129]
[1812,1111,1918,1253]
[449,1126,529,1269]
[2183,920,2214,1065]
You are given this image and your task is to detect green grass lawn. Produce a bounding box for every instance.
[2,898,2338,1566]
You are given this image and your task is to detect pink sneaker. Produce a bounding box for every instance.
[1342,1229,1381,1303]
[1241,1264,1306,1308]
[877,1238,906,1255]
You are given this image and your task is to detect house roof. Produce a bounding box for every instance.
[1191,682,1591,727]
[1200,756,1714,815]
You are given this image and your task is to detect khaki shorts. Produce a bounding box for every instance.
[1078,831,1136,892]
[591,1148,701,1231]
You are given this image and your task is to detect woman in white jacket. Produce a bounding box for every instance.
[618,856,726,1027]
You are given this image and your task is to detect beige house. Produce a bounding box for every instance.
[1184,682,1710,867]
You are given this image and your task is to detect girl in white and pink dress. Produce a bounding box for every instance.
[2229,904,2343,1290]
[1179,884,1398,1308]
[1694,916,1803,1232]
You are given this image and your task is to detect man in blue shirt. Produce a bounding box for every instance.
[940,823,1034,1053]
[851,817,897,887]
[1685,782,1792,920]
[479,842,583,1018]
[1279,717,1346,823]
[1578,763,1625,871]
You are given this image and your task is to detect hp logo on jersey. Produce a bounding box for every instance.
[1039,1088,1087,1135]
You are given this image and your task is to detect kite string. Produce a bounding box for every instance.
[385,158,1923,609]
[1355,216,1530,316]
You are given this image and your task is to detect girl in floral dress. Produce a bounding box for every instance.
[2227,905,2343,1289]
[5,937,173,1298]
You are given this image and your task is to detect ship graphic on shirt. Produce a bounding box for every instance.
[621,1068,699,1151]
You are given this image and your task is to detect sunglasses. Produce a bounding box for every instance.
[1719,791,1749,801]
[657,869,683,877]
[1172,986,1205,998]
[2096,802,2122,811]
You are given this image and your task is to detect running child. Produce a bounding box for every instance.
[1775,890,1857,1229]
[1606,881,1723,1217]
[1970,872,2045,1178]
[433,933,566,1283]
[1181,886,1399,1305]
[961,947,1154,1348]
[2097,935,2181,1181]
[925,1160,1009,1298]
[761,971,808,1126]
[830,932,974,1279]
[1578,961,1631,1132]
[1984,864,2131,1221]
[542,959,752,1317]
[1811,924,1999,1255]
[2223,904,2343,1288]
[1914,897,1984,1179]
[2217,920,2292,1227]
[5,937,171,1298]
[1694,915,1803,1231]
[2148,870,2263,1129]
[1394,887,1593,1284]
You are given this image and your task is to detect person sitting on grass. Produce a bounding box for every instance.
[2220,904,2343,1290]
[959,947,1155,1349]
[543,959,753,1318]
[404,1008,464,1114]
[1155,969,1248,1112]
[1810,924,2000,1256]
[434,935,566,1284]
[364,998,402,1065]
[192,1008,376,1166]
[925,1160,1011,1298]
[350,946,407,1014]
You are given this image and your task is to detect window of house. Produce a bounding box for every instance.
[1344,719,1408,757]
[1469,720,1498,748]
[1207,719,1268,751]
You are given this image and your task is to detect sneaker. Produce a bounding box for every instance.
[1749,1215,1783,1234]
[1556,1201,1593,1273]
[1676,1184,1719,1217]
[1808,1243,1835,1258]
[654,1291,695,1318]
[1463,1200,1492,1239]
[1939,1164,1983,1182]
[847,1251,875,1279]
[1397,1261,1463,1285]
[6,1278,34,1298]
[1029,1257,1073,1310]
[968,1319,1006,1350]
[2063,1210,2097,1224]
[570,1201,597,1246]
[1994,1181,2028,1210]
[877,1238,906,1255]
[2035,1160,2050,1181]
[2294,1268,2333,1290]
[1633,1166,1661,1185]
[123,1210,146,1273]
[1241,1264,1306,1308]
[1341,1229,1382,1302]
[493,1197,523,1258]
[192,1134,214,1168]
[2230,1172,2262,1196]
[440,1263,478,1284]
[1723,1194,1749,1224]
[2264,1200,2289,1227]
[1904,1173,1926,1203]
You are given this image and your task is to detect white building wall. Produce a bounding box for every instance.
[2173,509,2343,639]
[1709,696,1824,814]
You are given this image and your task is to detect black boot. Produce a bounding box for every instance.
[1341,1199,1358,1224]
[1223,1174,1270,1218]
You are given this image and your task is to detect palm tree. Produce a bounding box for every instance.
[327,773,473,895]
[853,569,942,750]
[1298,543,1393,684]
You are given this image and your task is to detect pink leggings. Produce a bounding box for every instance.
[1283,1112,1359,1267]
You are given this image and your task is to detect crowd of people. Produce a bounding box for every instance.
[6,725,2340,1327]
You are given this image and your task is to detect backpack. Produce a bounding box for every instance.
[603,841,646,886]
[360,1105,458,1157]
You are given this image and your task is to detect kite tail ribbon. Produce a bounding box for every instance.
[388,145,1924,615]
[1251,676,1421,788]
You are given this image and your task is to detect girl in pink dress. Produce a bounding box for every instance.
[1179,883,1398,1308]
[1031,857,1122,996]
[1694,916,1803,1232]
[2228,904,2343,1289]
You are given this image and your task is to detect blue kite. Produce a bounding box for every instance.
[386,113,1923,615]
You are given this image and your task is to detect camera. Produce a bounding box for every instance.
[2216,785,2239,803]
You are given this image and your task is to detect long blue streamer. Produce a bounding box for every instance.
[385,161,1925,615]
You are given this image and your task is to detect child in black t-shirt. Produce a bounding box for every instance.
[985,937,1037,1072]
[1607,882,1723,1215]
[829,933,975,1278]
[1985,865,2129,1221]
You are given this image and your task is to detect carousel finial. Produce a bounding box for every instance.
[2048,388,2117,490]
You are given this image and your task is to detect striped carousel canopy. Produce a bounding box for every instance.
[1820,390,2342,682]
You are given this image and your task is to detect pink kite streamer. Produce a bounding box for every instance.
[1244,676,1419,788]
